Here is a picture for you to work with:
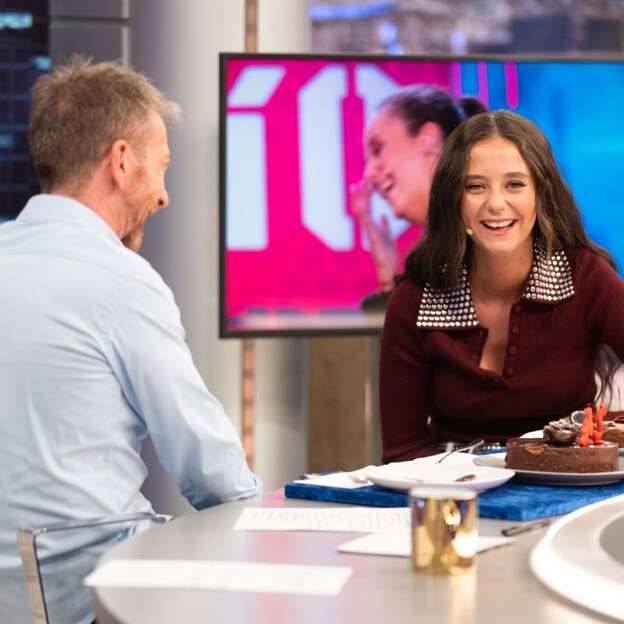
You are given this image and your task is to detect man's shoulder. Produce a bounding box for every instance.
[94,240,168,293]
[61,228,161,283]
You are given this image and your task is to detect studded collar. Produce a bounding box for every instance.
[416,240,575,329]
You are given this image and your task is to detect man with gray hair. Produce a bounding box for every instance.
[0,56,260,624]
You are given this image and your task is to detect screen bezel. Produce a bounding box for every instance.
[218,51,624,339]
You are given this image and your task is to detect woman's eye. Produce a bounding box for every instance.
[507,181,526,189]
[465,183,484,191]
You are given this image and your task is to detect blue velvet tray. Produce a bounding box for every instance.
[284,477,624,521]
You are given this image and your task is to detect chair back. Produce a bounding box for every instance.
[18,512,169,624]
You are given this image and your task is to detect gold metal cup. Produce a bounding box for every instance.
[409,486,478,575]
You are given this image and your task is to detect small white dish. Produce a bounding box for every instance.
[412,452,479,465]
[364,461,514,493]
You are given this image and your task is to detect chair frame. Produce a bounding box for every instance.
[18,512,169,624]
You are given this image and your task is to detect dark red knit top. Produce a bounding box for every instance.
[379,247,624,462]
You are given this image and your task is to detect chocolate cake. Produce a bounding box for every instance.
[603,417,624,448]
[506,418,619,473]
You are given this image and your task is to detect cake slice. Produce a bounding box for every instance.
[506,415,619,473]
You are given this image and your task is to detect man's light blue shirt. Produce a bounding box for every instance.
[0,195,260,623]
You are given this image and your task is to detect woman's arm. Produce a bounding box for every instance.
[379,279,437,462]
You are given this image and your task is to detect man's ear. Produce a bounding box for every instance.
[109,139,130,190]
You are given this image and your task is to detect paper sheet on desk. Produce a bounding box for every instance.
[85,559,353,595]
[337,531,514,557]
[234,507,410,532]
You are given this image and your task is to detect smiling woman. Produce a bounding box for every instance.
[379,110,624,463]
[460,134,537,373]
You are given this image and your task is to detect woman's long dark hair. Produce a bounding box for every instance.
[402,110,618,400]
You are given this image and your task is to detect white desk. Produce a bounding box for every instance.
[94,489,615,624]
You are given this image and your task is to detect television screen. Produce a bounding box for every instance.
[219,52,624,338]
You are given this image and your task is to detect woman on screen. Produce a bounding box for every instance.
[379,110,624,462]
[350,84,486,307]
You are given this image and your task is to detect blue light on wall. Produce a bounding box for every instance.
[0,11,34,29]
[309,2,393,21]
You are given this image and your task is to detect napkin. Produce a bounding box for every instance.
[337,531,513,557]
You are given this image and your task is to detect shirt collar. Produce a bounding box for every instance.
[17,194,123,246]
[416,239,575,330]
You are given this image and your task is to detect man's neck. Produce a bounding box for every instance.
[53,183,124,240]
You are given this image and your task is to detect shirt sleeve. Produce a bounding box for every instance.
[578,249,624,362]
[105,261,261,509]
[379,279,438,462]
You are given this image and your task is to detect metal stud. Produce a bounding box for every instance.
[416,239,574,328]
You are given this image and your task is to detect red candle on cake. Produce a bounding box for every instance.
[593,402,607,444]
[578,406,593,447]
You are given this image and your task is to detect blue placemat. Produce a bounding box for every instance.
[285,478,624,521]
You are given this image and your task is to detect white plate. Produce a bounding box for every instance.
[520,429,543,438]
[474,453,624,486]
[364,461,515,493]
[530,494,624,622]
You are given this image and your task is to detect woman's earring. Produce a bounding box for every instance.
[465,228,474,236]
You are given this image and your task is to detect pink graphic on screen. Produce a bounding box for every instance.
[224,59,477,321]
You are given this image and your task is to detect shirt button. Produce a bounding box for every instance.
[505,367,514,376]
[514,305,521,314]
[472,354,478,361]
[511,325,520,334]
[509,346,517,355]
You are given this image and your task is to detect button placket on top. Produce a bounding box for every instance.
[471,328,487,364]
[505,303,522,378]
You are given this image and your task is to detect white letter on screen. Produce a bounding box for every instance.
[355,65,412,244]
[226,66,285,251]
[228,66,285,107]
[226,113,267,250]
[298,66,352,251]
